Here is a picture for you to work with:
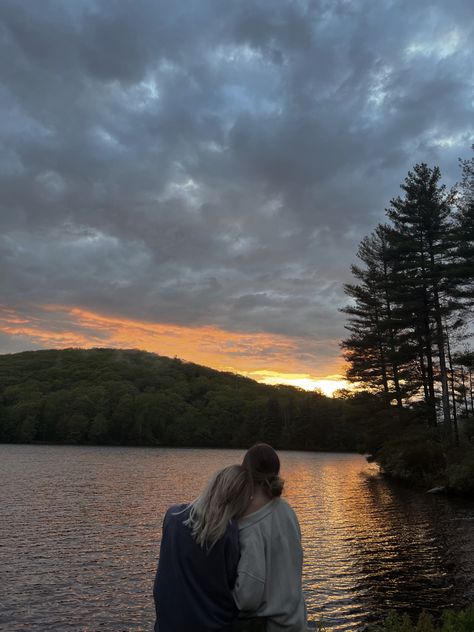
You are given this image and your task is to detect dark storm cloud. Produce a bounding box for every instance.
[0,0,473,365]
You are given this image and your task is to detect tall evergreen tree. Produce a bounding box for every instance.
[455,350,474,417]
[387,164,458,431]
[341,232,392,401]
[342,161,472,435]
[341,225,415,405]
[455,147,474,312]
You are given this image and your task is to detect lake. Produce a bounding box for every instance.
[1,445,473,631]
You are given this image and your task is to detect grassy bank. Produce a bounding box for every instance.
[313,604,474,631]
[369,603,474,631]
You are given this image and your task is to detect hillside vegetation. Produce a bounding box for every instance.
[0,348,361,450]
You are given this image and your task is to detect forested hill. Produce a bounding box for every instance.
[0,348,360,450]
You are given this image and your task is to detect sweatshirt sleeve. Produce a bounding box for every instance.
[232,529,266,612]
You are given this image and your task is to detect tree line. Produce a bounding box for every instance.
[340,149,474,493]
[0,347,367,452]
[342,151,474,439]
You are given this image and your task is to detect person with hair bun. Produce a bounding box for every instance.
[233,443,307,632]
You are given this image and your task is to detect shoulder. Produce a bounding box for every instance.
[275,497,295,515]
[163,503,188,528]
[276,498,299,520]
[273,498,302,538]
[166,503,188,517]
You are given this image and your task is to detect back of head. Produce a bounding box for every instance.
[242,443,284,498]
[185,464,252,550]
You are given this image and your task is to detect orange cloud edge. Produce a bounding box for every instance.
[0,304,350,397]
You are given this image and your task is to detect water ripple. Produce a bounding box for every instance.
[1,446,474,631]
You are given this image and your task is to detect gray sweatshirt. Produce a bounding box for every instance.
[232,498,307,632]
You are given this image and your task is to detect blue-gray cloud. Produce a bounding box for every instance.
[0,0,473,366]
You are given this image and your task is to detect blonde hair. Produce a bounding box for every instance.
[183,465,252,551]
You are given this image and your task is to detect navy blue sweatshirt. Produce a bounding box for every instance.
[153,504,240,632]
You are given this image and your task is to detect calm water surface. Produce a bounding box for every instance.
[1,445,473,631]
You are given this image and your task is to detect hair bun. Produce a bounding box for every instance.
[267,475,284,497]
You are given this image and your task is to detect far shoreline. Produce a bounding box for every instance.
[1,440,363,456]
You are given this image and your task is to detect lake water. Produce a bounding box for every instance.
[1,445,473,631]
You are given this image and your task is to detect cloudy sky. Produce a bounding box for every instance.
[0,0,473,394]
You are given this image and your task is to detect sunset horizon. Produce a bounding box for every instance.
[0,303,348,396]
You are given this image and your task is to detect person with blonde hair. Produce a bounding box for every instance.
[233,443,307,632]
[153,464,253,632]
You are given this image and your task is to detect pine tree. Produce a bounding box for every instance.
[387,164,457,432]
[342,159,473,438]
[341,225,415,405]
[455,147,474,313]
[455,350,474,417]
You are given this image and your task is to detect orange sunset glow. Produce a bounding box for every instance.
[0,304,348,397]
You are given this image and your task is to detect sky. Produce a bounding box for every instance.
[0,0,473,396]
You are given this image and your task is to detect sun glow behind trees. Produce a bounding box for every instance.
[0,305,344,394]
[246,370,349,396]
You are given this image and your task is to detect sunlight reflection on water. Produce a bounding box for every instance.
[0,445,473,631]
